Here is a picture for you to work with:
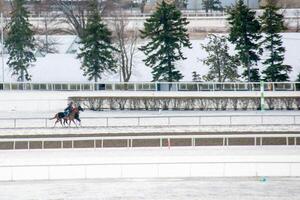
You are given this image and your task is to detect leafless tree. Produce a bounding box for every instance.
[295,10,300,32]
[31,1,60,54]
[0,1,3,13]
[51,0,118,38]
[50,0,89,37]
[140,0,147,14]
[111,10,139,82]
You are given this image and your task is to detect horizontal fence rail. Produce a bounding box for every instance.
[0,82,300,92]
[0,114,299,129]
[0,134,299,150]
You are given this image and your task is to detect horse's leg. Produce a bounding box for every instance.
[72,119,78,127]
[54,120,58,128]
[68,118,71,127]
[63,118,67,127]
[60,119,64,127]
[77,118,81,127]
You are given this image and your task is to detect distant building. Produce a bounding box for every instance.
[260,0,300,8]
[187,0,260,10]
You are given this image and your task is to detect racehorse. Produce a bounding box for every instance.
[65,105,84,127]
[50,105,84,127]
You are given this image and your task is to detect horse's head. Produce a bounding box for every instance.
[78,105,84,112]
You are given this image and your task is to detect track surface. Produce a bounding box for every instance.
[1,177,300,200]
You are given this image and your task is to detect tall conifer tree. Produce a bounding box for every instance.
[227,0,261,82]
[202,0,222,14]
[260,1,291,82]
[77,0,117,82]
[5,0,36,81]
[139,0,192,82]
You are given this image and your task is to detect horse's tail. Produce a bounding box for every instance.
[49,114,57,120]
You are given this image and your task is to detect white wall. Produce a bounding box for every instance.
[0,162,299,181]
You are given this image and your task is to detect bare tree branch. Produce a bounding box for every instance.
[111,9,138,82]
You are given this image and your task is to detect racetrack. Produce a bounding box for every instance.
[1,177,300,200]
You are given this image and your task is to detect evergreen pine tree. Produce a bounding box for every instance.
[5,0,36,81]
[297,72,300,82]
[260,1,291,82]
[242,68,260,82]
[296,72,300,91]
[139,0,192,82]
[202,0,222,14]
[227,0,261,82]
[202,34,240,82]
[192,71,201,82]
[77,0,117,82]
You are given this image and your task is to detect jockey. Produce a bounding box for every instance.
[64,102,74,117]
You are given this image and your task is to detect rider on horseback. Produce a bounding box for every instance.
[64,102,74,117]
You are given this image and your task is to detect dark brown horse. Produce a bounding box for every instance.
[50,106,84,127]
[65,106,84,126]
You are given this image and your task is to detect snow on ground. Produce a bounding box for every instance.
[1,177,300,200]
[0,125,299,137]
[0,90,299,112]
[1,146,300,166]
[0,90,299,135]
[1,33,300,82]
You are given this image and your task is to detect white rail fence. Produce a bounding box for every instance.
[0,82,299,91]
[1,135,300,180]
[0,114,300,129]
[0,134,299,150]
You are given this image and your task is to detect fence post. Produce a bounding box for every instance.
[14,119,16,128]
[260,137,263,146]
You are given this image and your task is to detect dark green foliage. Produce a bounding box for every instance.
[297,72,300,82]
[260,3,291,82]
[227,0,262,82]
[192,71,201,82]
[202,0,222,13]
[5,0,36,81]
[77,0,117,82]
[139,0,192,82]
[242,68,260,82]
[202,34,240,82]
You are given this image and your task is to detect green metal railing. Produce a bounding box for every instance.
[0,82,299,92]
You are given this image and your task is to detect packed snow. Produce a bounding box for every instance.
[1,33,300,82]
[1,177,300,200]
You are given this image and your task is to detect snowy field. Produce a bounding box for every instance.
[1,177,300,200]
[1,147,300,182]
[1,33,300,82]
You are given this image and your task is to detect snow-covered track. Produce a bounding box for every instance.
[0,114,299,129]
